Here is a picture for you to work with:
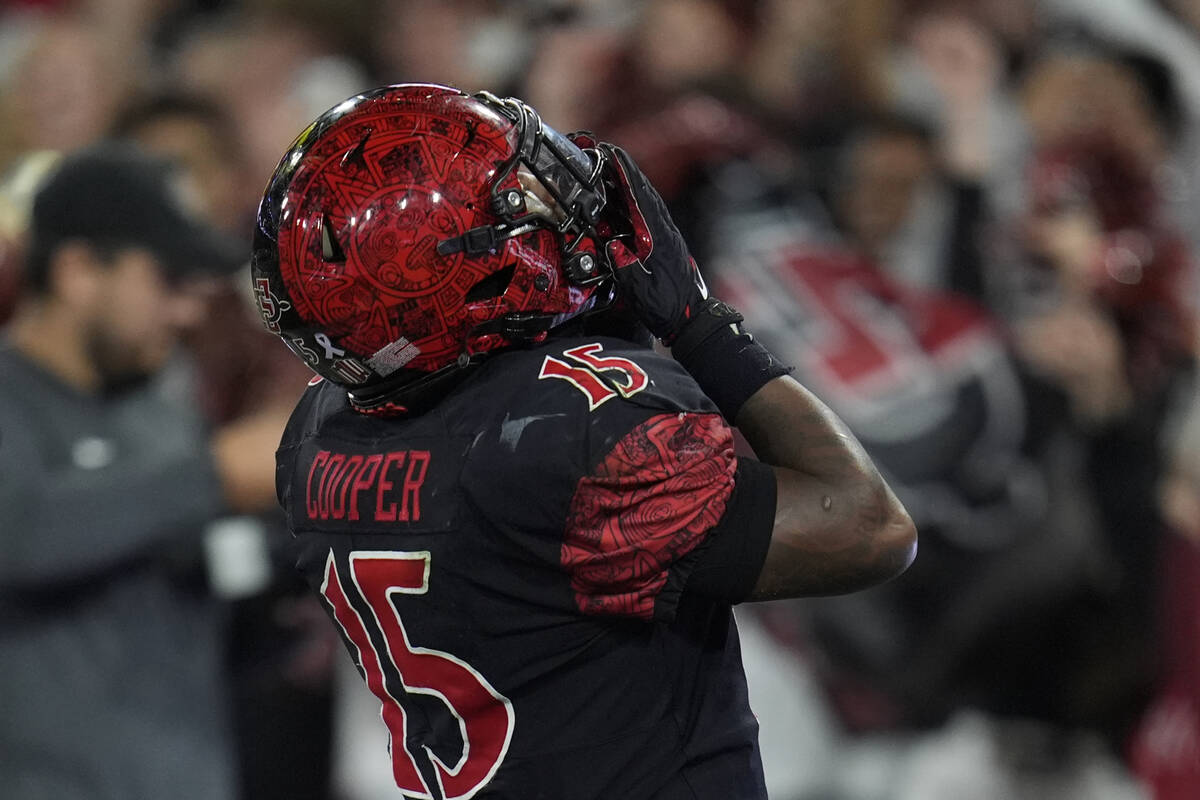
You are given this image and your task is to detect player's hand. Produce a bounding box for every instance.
[594,143,709,345]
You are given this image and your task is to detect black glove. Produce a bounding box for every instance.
[595,144,709,346]
[570,140,790,420]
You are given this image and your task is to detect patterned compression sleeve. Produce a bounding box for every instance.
[562,412,737,620]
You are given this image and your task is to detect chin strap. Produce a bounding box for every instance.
[435,220,544,257]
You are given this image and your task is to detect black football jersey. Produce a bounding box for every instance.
[276,335,776,799]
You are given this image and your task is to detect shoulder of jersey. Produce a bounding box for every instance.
[469,336,717,420]
[431,336,722,474]
[279,376,351,449]
[280,337,718,445]
[448,337,726,513]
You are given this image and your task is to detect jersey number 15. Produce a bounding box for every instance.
[539,342,650,410]
[320,550,515,799]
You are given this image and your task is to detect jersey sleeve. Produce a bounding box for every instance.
[561,410,738,620]
[456,337,776,623]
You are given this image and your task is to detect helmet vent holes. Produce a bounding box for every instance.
[341,131,371,169]
[465,264,516,302]
[320,214,347,262]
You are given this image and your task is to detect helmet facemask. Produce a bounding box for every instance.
[436,91,611,287]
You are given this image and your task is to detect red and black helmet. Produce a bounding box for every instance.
[251,83,613,411]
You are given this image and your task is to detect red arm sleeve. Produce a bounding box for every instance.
[561,412,737,620]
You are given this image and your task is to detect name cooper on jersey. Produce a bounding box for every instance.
[305,449,430,523]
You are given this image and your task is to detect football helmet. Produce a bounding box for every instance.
[251,83,612,412]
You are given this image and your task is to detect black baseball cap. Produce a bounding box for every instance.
[30,141,243,280]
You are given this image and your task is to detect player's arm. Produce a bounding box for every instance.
[598,144,915,601]
[734,376,915,599]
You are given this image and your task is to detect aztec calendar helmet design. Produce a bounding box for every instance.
[251,83,612,411]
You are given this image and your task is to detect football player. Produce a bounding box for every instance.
[251,83,916,799]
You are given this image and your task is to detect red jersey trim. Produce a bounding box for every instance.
[562,412,737,619]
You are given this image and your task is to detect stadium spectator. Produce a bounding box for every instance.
[111,90,336,800]
[0,143,283,799]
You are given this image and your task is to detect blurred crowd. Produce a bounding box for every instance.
[1,0,1199,799]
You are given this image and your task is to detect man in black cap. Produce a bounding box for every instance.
[0,142,285,799]
[16,141,244,394]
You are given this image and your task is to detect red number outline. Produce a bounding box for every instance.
[320,550,515,799]
[538,343,650,410]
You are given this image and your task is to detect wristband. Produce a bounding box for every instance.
[671,299,791,421]
[670,298,745,359]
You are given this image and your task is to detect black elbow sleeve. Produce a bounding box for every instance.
[683,458,777,603]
